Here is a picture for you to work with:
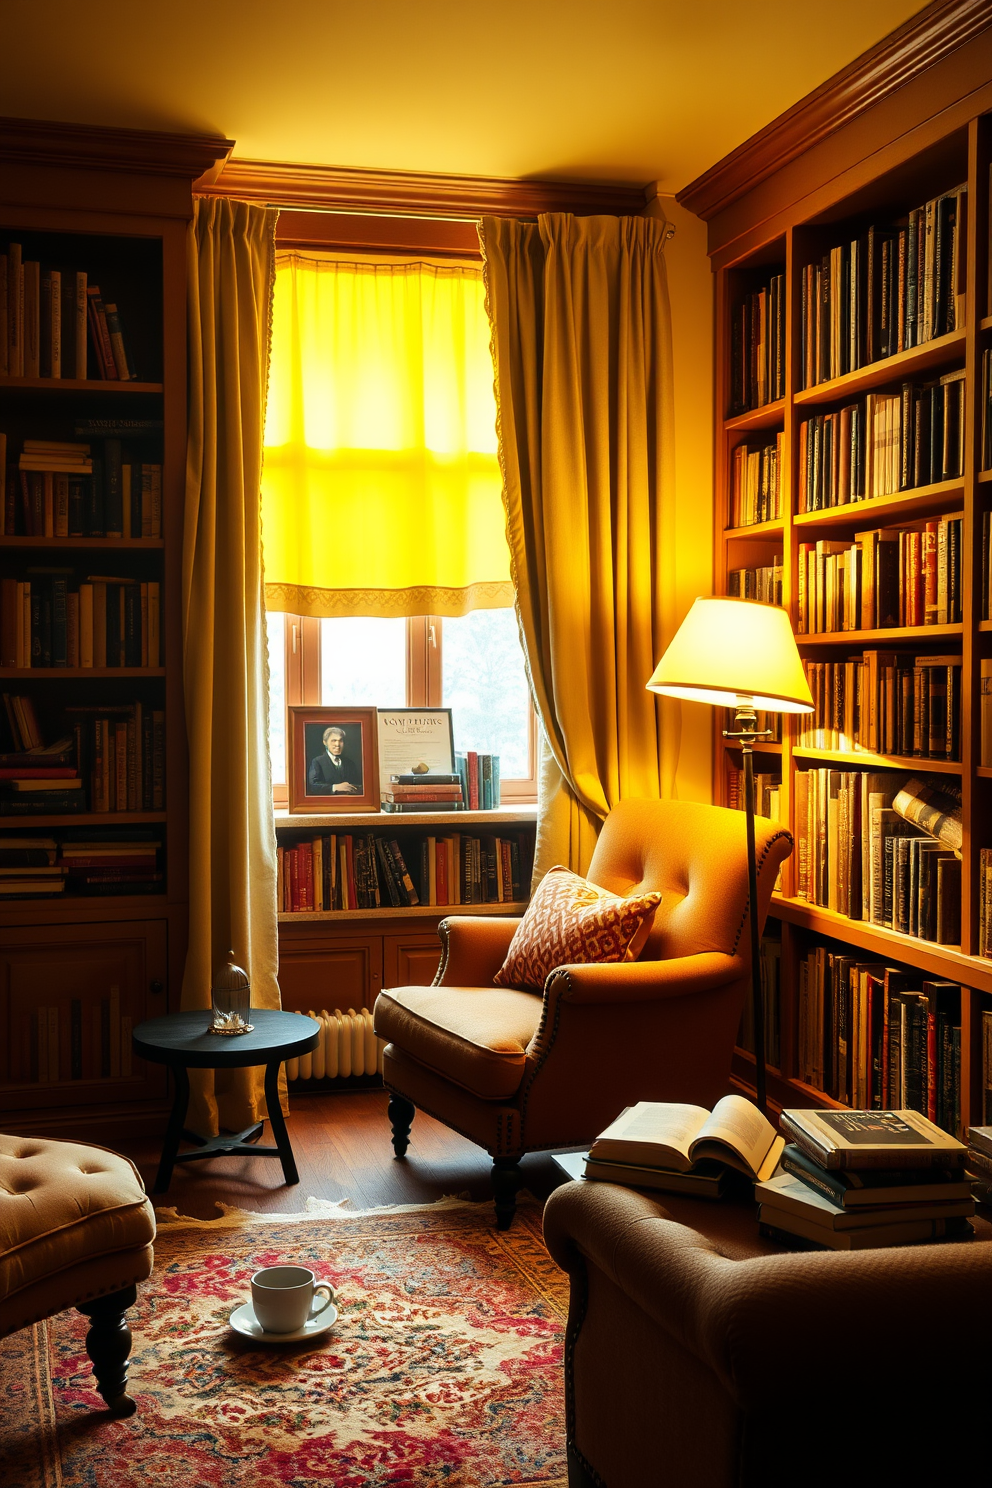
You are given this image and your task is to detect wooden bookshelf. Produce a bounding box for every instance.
[275,807,537,1020]
[0,121,228,1140]
[700,60,992,1130]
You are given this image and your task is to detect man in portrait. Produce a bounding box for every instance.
[307,725,363,795]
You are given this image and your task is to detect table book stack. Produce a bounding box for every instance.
[582,1095,785,1197]
[756,1109,974,1250]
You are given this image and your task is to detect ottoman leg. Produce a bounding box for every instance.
[77,1284,138,1416]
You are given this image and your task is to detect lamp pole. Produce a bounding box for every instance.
[723,697,772,1115]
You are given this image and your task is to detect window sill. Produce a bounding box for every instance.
[273,805,538,830]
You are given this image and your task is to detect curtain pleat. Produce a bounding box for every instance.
[481,213,680,878]
[183,197,281,1134]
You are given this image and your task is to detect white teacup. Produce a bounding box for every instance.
[250,1265,336,1334]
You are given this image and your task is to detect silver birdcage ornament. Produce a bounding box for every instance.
[209,954,254,1035]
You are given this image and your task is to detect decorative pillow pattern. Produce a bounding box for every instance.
[494,865,662,991]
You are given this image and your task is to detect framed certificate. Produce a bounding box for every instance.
[376,708,456,782]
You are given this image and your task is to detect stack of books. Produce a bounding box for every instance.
[0,834,65,898]
[58,833,162,896]
[455,752,501,809]
[756,1108,973,1250]
[729,435,783,527]
[380,771,464,813]
[965,1126,992,1200]
[582,1094,784,1199]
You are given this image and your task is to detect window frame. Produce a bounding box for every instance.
[271,612,537,809]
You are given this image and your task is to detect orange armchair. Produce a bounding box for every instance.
[373,799,792,1227]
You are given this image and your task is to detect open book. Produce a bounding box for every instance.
[589,1095,785,1183]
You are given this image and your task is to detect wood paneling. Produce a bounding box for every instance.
[278,933,384,1014]
[277,211,481,258]
[383,933,444,990]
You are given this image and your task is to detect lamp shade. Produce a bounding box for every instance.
[646,597,814,713]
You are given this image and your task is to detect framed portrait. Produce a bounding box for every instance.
[287,706,380,814]
[376,708,456,783]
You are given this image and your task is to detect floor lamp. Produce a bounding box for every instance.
[646,597,814,1114]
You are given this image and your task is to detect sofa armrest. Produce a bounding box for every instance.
[434,915,522,987]
[544,1180,992,1410]
[542,951,745,1006]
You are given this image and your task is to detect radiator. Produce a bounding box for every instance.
[286,1007,385,1081]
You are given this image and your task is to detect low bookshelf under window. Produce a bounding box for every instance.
[274,806,537,1023]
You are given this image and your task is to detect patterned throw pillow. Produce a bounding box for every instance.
[494,865,662,992]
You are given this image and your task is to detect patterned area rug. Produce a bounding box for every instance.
[0,1195,568,1488]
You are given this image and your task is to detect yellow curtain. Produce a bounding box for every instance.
[183,197,282,1135]
[262,253,513,618]
[480,213,680,878]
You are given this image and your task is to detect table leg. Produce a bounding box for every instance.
[153,1063,190,1193]
[264,1060,299,1186]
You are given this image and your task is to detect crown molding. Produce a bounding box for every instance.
[677,0,992,221]
[0,117,234,182]
[201,157,649,219]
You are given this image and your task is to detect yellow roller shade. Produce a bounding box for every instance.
[261,252,513,618]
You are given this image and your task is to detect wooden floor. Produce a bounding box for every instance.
[116,1088,569,1220]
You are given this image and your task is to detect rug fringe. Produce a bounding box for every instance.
[154,1190,538,1227]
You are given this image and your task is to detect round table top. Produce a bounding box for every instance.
[132,1008,321,1069]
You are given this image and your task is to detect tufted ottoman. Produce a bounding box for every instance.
[0,1135,156,1416]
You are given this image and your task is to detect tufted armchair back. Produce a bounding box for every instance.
[585,798,791,964]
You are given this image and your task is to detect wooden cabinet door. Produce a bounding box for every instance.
[0,919,168,1111]
[383,932,443,990]
[278,933,384,1015]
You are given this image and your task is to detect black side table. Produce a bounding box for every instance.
[132,1008,320,1193]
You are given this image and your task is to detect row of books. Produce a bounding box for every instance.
[977,851,992,959]
[725,769,781,820]
[0,829,163,899]
[726,558,782,606]
[799,189,966,389]
[796,373,965,510]
[758,1110,973,1251]
[728,435,783,527]
[1,244,138,380]
[279,829,531,912]
[0,702,165,815]
[0,437,162,537]
[3,989,134,1087]
[729,273,786,414]
[796,518,963,633]
[798,653,962,760]
[980,347,992,471]
[794,770,962,941]
[0,575,161,668]
[979,511,992,621]
[796,947,963,1134]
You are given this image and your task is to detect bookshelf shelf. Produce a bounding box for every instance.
[796,624,963,645]
[711,84,992,1137]
[276,806,538,831]
[0,376,164,394]
[0,537,165,550]
[0,811,167,828]
[723,399,785,433]
[724,518,784,540]
[0,668,166,679]
[279,901,528,924]
[792,481,965,529]
[771,895,992,996]
[793,327,966,409]
[791,745,962,773]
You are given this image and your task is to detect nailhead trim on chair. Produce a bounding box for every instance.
[729,830,792,956]
[563,1257,608,1488]
[2,1262,151,1336]
[433,921,452,986]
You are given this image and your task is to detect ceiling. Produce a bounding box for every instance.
[3,0,929,194]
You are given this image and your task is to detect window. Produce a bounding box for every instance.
[262,249,536,807]
[268,611,536,806]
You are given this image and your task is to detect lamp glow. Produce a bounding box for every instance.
[646,597,813,714]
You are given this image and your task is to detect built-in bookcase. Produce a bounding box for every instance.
[712,110,992,1133]
[0,122,226,1138]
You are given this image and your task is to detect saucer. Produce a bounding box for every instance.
[229,1300,338,1343]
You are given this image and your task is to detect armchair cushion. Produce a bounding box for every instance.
[374,985,543,1099]
[494,865,662,991]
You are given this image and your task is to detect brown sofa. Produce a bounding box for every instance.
[0,1134,156,1415]
[544,1179,992,1488]
[375,799,792,1226]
